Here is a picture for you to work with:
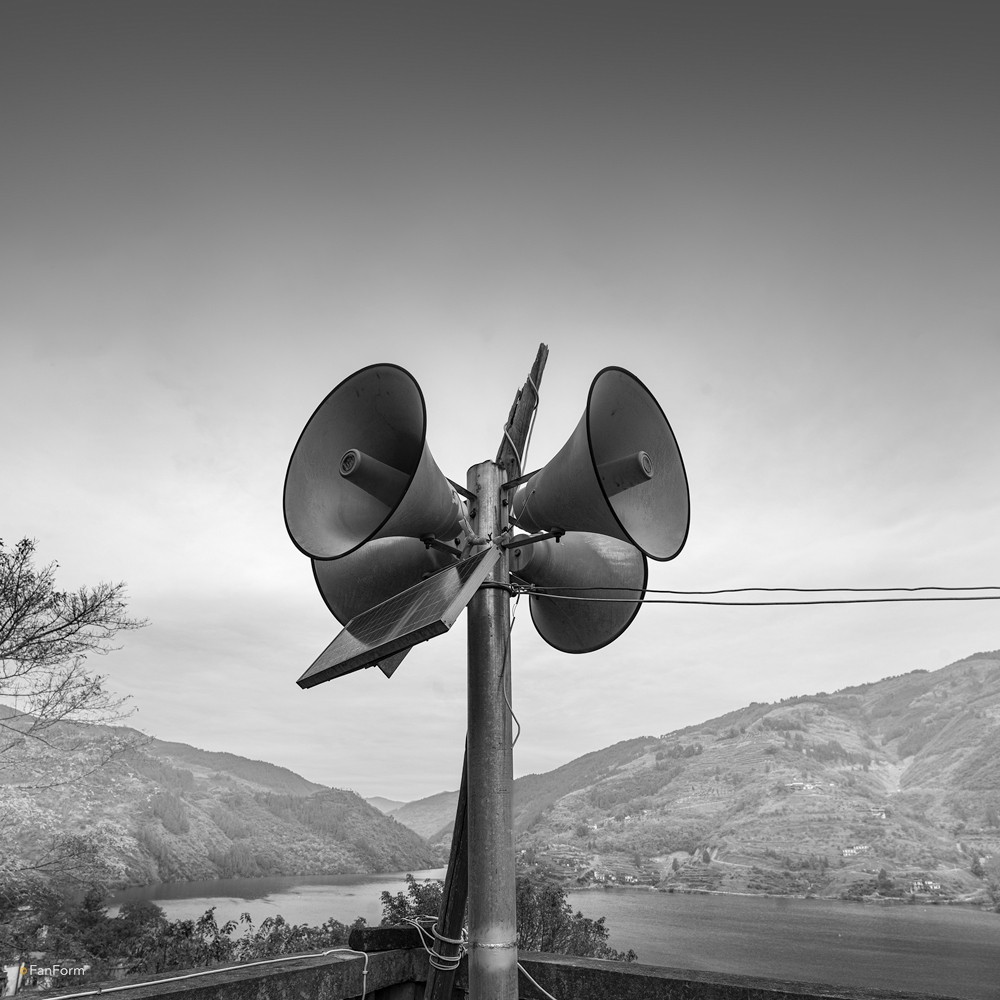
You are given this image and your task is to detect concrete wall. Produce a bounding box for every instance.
[45,949,427,1000]
[507,953,965,1000]
[44,949,967,1000]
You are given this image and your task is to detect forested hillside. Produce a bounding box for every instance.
[1,726,443,887]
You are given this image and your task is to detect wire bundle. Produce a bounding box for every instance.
[517,584,1000,606]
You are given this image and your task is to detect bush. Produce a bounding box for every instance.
[516,875,636,962]
[0,881,362,983]
[381,874,637,962]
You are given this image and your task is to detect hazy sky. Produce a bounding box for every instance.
[3,2,998,800]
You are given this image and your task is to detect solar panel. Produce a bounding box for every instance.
[376,648,408,678]
[297,546,500,689]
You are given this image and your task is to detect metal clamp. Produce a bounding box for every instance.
[422,536,465,557]
[499,468,541,492]
[500,529,564,550]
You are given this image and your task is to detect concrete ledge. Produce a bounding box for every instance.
[511,953,967,1000]
[46,949,971,1000]
[49,949,428,1000]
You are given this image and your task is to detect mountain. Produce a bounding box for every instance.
[366,796,407,814]
[0,724,443,887]
[389,789,459,842]
[145,738,329,796]
[8,650,999,902]
[510,650,1000,902]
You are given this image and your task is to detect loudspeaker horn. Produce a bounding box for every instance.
[312,537,455,678]
[510,367,689,561]
[312,537,455,625]
[510,532,647,653]
[284,364,467,560]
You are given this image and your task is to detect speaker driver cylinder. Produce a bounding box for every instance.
[339,449,411,508]
[598,450,654,497]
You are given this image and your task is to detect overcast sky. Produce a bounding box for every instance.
[3,1,998,801]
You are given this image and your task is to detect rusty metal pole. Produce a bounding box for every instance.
[424,345,547,1000]
[465,459,517,999]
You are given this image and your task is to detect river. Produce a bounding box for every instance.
[109,876,1000,998]
[566,888,1000,998]
[110,869,449,929]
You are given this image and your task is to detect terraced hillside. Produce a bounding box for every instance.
[514,650,1000,904]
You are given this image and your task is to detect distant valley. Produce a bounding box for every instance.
[366,796,406,815]
[380,650,1000,905]
[367,789,459,842]
[4,650,999,906]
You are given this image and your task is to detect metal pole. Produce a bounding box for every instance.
[465,459,517,1000]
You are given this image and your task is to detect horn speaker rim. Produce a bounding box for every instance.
[283,363,429,561]
[311,536,455,625]
[512,531,649,654]
[528,562,647,655]
[511,367,691,561]
[586,366,690,563]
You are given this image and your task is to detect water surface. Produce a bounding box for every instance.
[567,889,1000,998]
[110,869,447,928]
[111,877,1000,998]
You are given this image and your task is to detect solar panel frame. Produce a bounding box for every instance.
[297,546,500,689]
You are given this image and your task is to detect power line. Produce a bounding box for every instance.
[519,589,1000,607]
[525,585,1000,594]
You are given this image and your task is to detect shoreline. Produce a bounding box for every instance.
[567,881,992,911]
[108,866,448,897]
[111,869,993,915]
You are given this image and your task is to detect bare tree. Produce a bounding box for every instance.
[1,538,150,893]
[0,537,148,784]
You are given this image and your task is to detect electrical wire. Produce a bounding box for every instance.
[518,961,561,1000]
[500,378,538,477]
[513,487,539,532]
[407,911,562,1000]
[501,592,522,747]
[500,372,541,478]
[404,916,467,971]
[500,370,997,615]
[520,374,540,471]
[525,584,1000,595]
[519,590,1000,607]
[502,429,524,476]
